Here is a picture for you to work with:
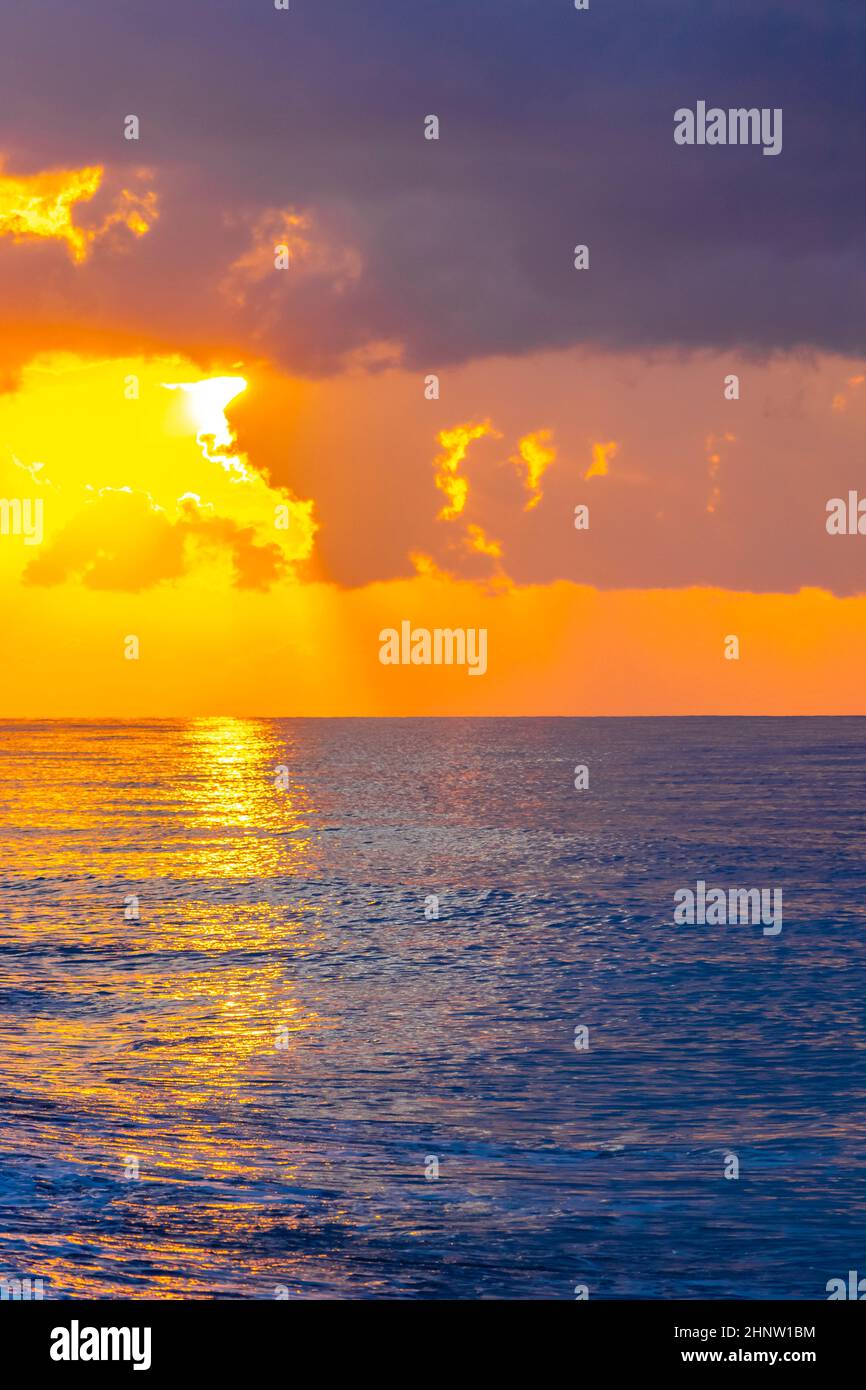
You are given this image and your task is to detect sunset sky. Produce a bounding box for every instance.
[1,0,864,716]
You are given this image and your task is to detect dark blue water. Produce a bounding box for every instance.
[1,717,865,1299]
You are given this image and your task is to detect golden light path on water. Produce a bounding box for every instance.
[1,718,342,1297]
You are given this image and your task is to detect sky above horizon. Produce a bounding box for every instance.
[1,1,864,715]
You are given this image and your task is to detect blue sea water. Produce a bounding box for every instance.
[0,716,865,1300]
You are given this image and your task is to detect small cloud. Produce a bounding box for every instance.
[433,419,501,521]
[464,522,502,558]
[221,206,362,307]
[340,338,405,372]
[512,428,556,510]
[409,550,454,580]
[585,439,618,481]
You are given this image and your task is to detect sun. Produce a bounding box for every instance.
[162,376,249,476]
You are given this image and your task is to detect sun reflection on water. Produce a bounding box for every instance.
[0,718,339,1293]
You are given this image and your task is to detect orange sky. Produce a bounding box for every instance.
[1,158,865,716]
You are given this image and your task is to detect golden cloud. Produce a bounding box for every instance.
[21,487,296,593]
[0,157,157,263]
[512,428,556,510]
[585,439,618,481]
[433,419,501,521]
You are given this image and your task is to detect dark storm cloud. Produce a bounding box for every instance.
[0,0,862,373]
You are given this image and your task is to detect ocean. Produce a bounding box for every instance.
[1,716,865,1299]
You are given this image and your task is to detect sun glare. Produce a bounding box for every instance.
[163,376,249,477]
